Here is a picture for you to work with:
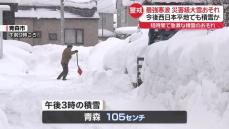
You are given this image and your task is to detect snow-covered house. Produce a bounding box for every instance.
[13,0,99,46]
[116,0,142,27]
[0,0,18,39]
[223,1,229,26]
[97,0,116,40]
[225,6,229,26]
[207,0,229,26]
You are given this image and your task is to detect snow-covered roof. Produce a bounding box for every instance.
[17,0,96,9]
[15,0,99,19]
[0,5,10,10]
[122,0,208,6]
[122,0,143,6]
[0,0,18,3]
[97,0,117,13]
[15,8,99,19]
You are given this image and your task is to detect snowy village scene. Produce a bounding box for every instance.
[0,0,229,129]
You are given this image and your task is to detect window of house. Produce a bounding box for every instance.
[49,33,57,40]
[76,30,83,43]
[64,29,84,44]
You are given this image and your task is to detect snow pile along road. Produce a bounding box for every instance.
[138,28,229,129]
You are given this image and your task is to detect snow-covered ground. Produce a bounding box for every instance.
[0,27,229,129]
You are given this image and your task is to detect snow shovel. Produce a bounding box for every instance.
[76,53,83,75]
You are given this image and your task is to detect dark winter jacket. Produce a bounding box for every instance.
[61,48,76,64]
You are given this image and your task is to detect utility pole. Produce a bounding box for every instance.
[0,10,3,59]
[95,0,98,6]
[60,0,65,45]
[101,13,104,37]
[95,0,104,38]
[0,5,10,59]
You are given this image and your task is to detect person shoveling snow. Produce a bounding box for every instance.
[57,45,78,80]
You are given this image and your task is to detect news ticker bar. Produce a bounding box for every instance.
[42,111,187,124]
[139,5,224,22]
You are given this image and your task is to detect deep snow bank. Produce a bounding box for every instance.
[141,28,229,94]
[87,38,127,72]
[1,27,229,129]
[0,40,32,75]
[0,39,133,129]
[87,27,229,129]
[138,28,229,128]
[0,40,92,90]
[87,30,148,82]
